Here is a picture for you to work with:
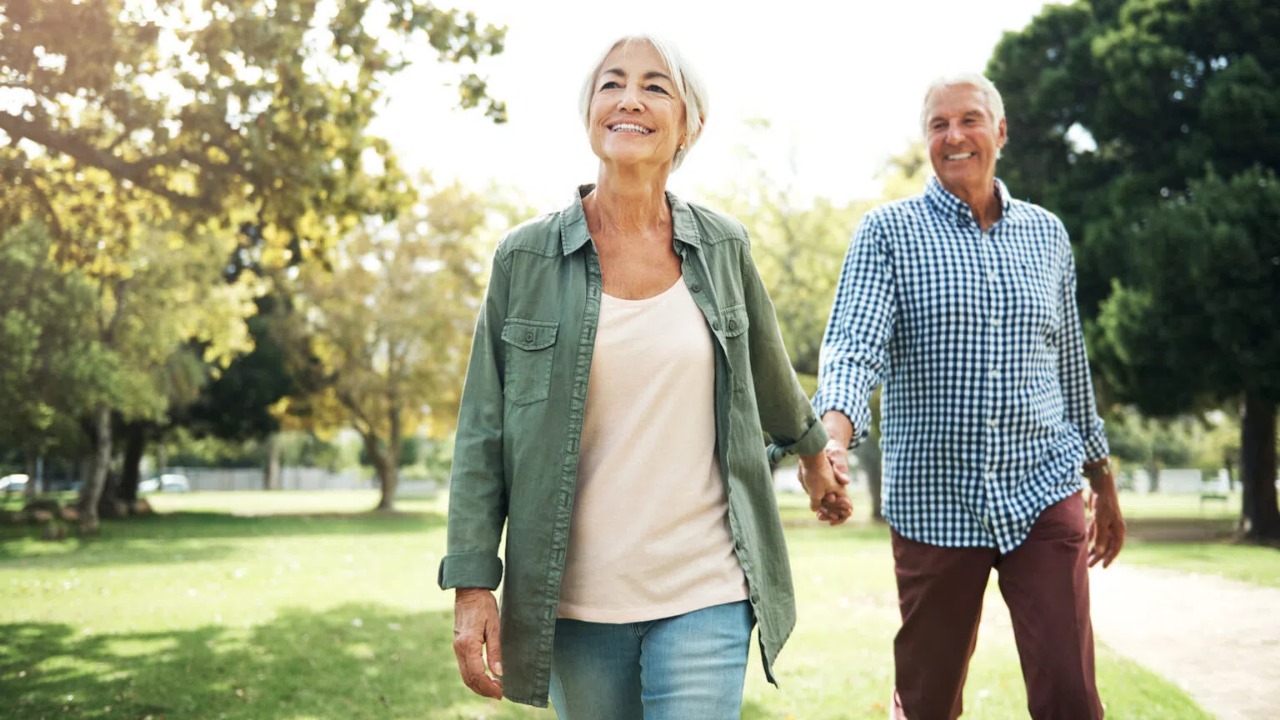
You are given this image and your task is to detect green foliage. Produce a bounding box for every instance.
[179,309,294,443]
[988,0,1280,315]
[1104,408,1212,472]
[990,0,1280,535]
[709,124,915,376]
[0,221,115,457]
[278,180,506,440]
[0,0,506,259]
[278,431,343,472]
[1092,169,1280,411]
[272,180,520,506]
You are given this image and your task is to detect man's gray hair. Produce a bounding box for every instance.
[578,34,708,171]
[920,73,1006,135]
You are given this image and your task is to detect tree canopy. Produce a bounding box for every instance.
[988,0,1280,537]
[1,0,506,259]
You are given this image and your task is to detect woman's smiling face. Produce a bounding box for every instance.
[587,40,687,172]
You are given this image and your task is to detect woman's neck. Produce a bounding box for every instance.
[585,166,672,237]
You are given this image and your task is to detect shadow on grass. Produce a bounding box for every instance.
[1,603,538,720]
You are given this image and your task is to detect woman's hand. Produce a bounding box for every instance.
[453,588,504,699]
[798,440,853,525]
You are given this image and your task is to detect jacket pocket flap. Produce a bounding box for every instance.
[501,319,558,351]
[719,306,750,337]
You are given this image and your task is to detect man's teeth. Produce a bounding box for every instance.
[946,152,974,160]
[611,123,651,134]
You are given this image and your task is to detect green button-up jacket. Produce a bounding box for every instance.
[438,185,829,708]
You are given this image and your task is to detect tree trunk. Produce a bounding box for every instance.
[1239,392,1279,540]
[373,449,398,511]
[77,404,112,534]
[119,423,145,508]
[263,433,282,490]
[22,451,37,499]
[361,432,398,511]
[1146,461,1161,493]
[855,434,885,522]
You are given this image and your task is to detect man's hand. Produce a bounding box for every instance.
[798,440,853,525]
[453,588,504,699]
[1085,461,1126,568]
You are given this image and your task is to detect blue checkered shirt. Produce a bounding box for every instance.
[814,177,1108,553]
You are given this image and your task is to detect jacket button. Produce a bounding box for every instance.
[728,319,739,331]
[690,283,702,293]
[712,320,721,331]
[525,331,534,343]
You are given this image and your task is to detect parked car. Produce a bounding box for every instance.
[139,474,191,493]
[0,473,29,493]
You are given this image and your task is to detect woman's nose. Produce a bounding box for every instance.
[618,85,642,111]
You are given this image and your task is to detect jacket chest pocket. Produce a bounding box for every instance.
[501,319,559,406]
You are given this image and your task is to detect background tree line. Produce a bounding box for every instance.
[1,0,1275,541]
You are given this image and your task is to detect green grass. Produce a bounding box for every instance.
[1106,491,1280,588]
[0,490,1217,719]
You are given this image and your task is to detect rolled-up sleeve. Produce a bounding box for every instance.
[814,214,895,446]
[438,251,511,591]
[1056,236,1109,463]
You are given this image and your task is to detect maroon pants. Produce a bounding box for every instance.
[891,493,1102,720]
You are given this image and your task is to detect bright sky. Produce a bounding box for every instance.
[372,0,1060,209]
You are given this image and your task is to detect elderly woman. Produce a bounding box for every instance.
[440,34,851,718]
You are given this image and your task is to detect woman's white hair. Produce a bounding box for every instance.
[578,34,708,171]
[920,72,1006,135]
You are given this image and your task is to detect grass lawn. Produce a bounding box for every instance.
[1106,491,1280,588]
[1,490,1217,719]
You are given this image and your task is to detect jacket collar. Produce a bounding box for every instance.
[559,184,702,256]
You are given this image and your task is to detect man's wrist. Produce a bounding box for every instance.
[1083,458,1116,492]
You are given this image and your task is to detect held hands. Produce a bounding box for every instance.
[798,438,854,525]
[452,588,504,700]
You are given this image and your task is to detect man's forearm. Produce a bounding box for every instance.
[821,411,855,449]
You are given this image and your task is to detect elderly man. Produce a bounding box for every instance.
[811,74,1126,719]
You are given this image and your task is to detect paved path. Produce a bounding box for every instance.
[1089,565,1280,720]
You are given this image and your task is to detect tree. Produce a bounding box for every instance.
[0,221,113,493]
[988,0,1280,539]
[276,181,502,510]
[174,298,302,490]
[75,217,258,531]
[2,0,508,527]
[0,0,506,259]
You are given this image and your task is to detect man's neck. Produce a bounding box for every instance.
[946,179,1003,230]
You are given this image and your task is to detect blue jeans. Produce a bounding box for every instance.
[548,600,753,720]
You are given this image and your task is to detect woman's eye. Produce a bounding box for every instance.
[646,84,670,95]
[599,81,620,91]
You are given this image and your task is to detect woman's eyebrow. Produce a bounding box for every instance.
[598,68,673,83]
